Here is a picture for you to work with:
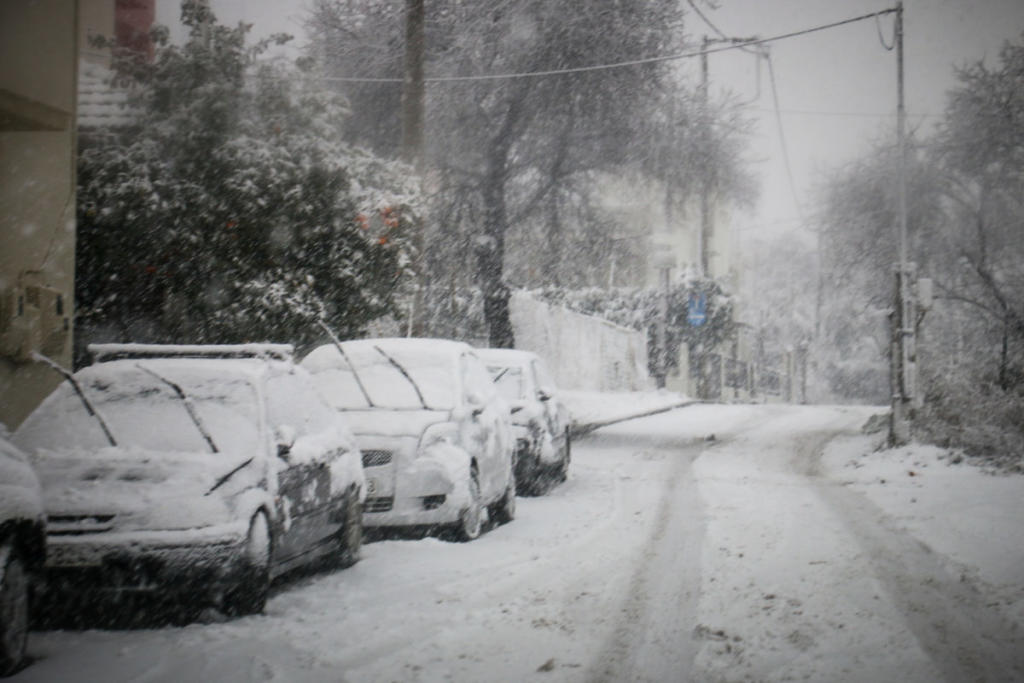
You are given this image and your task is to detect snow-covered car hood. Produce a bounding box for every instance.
[32,446,251,531]
[337,408,450,439]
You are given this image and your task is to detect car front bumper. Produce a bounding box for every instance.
[42,522,250,596]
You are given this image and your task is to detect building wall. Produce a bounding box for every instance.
[0,0,78,430]
[79,0,116,66]
[509,291,651,392]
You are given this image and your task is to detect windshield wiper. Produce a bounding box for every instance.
[32,352,117,447]
[135,364,218,454]
[373,345,429,409]
[206,456,254,496]
[317,319,375,408]
[491,367,510,383]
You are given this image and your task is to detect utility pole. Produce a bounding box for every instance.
[698,35,711,278]
[890,0,915,445]
[401,0,426,336]
[401,0,424,167]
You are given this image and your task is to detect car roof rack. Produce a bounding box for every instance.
[89,343,294,363]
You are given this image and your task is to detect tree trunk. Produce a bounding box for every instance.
[1000,313,1009,391]
[478,146,514,349]
[475,95,527,349]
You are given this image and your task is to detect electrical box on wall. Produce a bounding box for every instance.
[0,285,70,362]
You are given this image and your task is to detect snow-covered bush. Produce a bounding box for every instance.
[916,364,1024,471]
[76,2,420,362]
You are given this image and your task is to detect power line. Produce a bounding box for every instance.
[750,106,934,119]
[765,54,804,224]
[317,7,899,84]
[686,0,729,41]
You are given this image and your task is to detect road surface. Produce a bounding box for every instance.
[13,404,1024,682]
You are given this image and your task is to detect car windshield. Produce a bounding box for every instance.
[306,343,455,410]
[489,365,527,402]
[15,363,260,457]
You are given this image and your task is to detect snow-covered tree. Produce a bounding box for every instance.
[307,0,753,347]
[812,34,1024,465]
[76,1,420,362]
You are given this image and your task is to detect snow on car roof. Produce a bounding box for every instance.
[344,337,471,356]
[90,343,294,363]
[476,348,536,365]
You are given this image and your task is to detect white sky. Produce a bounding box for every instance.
[691,0,1024,236]
[156,0,1024,238]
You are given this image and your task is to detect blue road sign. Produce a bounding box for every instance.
[687,292,707,327]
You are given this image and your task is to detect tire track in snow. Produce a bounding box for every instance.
[586,436,709,683]
[813,468,1024,682]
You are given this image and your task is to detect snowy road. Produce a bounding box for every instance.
[13,404,1024,682]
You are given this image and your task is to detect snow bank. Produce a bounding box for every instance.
[561,389,692,433]
[821,434,1024,627]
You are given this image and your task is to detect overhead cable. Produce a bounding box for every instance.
[318,7,899,84]
[765,54,804,223]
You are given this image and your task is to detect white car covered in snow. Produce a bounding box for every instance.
[0,435,45,676]
[13,344,364,618]
[302,338,515,541]
[478,349,572,495]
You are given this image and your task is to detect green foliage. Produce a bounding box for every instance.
[77,3,418,361]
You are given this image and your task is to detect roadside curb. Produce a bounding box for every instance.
[569,400,703,438]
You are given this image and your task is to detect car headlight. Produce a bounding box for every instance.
[419,422,458,453]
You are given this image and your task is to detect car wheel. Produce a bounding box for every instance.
[0,545,29,676]
[557,428,572,482]
[491,475,516,526]
[336,488,363,569]
[454,470,483,542]
[224,511,271,616]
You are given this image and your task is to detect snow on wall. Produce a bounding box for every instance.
[509,291,651,392]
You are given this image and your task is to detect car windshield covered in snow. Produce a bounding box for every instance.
[490,365,527,402]
[15,362,260,456]
[302,341,456,410]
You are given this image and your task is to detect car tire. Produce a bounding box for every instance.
[491,475,516,526]
[557,428,571,482]
[454,470,483,542]
[0,545,29,677]
[224,511,271,616]
[336,488,363,569]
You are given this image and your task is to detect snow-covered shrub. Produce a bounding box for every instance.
[917,364,1024,471]
[76,2,421,363]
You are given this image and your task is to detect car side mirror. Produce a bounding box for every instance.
[465,391,487,417]
[275,424,297,461]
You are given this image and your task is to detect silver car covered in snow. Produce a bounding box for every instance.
[13,344,364,618]
[302,338,515,541]
[477,348,572,495]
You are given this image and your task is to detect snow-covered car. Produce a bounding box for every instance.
[302,338,516,541]
[12,344,364,617]
[477,348,572,495]
[0,435,45,676]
